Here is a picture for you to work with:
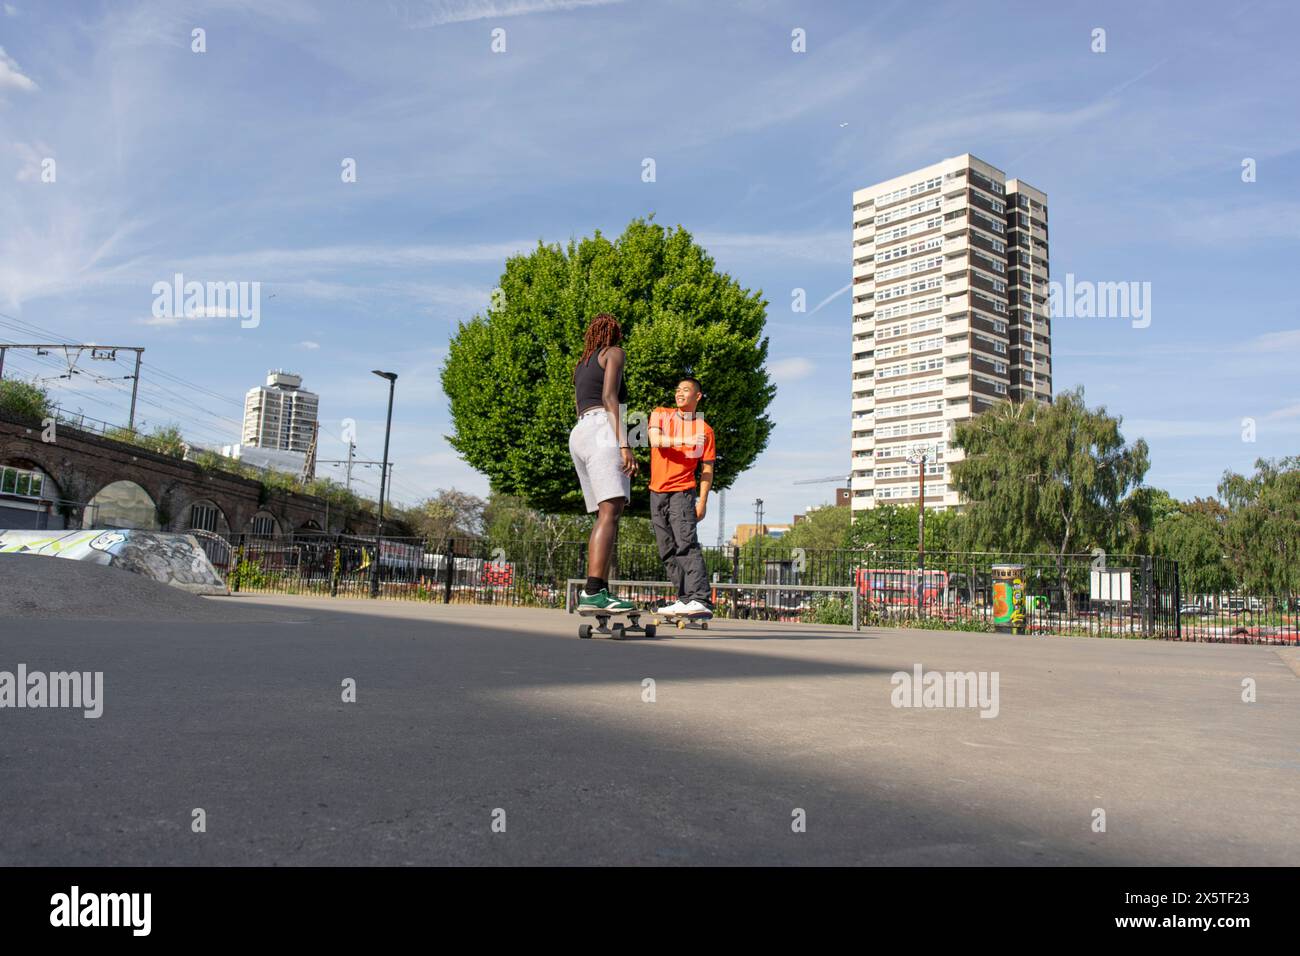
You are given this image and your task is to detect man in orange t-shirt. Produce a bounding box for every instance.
[648,377,715,618]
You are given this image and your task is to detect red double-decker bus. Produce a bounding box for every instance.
[855,568,949,606]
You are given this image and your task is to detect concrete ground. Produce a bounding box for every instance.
[4,588,1298,866]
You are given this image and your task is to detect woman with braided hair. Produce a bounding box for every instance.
[570,312,639,613]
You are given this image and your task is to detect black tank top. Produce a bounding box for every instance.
[575,348,627,415]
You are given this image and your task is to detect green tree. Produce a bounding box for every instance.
[143,424,187,457]
[482,492,591,582]
[0,378,51,421]
[782,504,852,553]
[1152,497,1232,597]
[847,503,920,553]
[951,387,1149,613]
[400,489,486,549]
[1109,485,1177,557]
[441,217,776,513]
[1219,457,1300,594]
[104,424,184,456]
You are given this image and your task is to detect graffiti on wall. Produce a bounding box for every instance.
[0,529,228,595]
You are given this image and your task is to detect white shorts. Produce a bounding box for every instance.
[569,409,631,512]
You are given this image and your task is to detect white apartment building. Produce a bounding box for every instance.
[850,154,1052,513]
[242,370,320,455]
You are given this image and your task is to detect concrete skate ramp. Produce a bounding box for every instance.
[0,529,226,595]
[0,553,303,623]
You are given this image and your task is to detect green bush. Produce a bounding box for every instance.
[0,378,52,421]
[228,559,270,590]
[810,594,854,626]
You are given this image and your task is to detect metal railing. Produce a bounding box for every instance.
[211,533,1295,644]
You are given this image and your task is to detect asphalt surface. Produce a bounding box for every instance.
[3,578,1299,865]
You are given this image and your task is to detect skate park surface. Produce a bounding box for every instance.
[4,554,1298,866]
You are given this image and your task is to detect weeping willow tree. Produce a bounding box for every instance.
[950,387,1150,614]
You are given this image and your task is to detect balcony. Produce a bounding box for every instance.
[943,292,969,315]
[945,315,970,337]
[943,338,970,360]
[943,380,970,401]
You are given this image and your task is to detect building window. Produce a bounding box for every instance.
[252,514,275,537]
[189,503,219,533]
[0,465,44,498]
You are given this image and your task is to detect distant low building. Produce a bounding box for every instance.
[221,443,307,476]
[730,523,792,548]
[184,441,308,477]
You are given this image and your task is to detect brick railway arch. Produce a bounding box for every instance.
[176,495,232,536]
[87,479,160,530]
[1,414,370,537]
[246,509,282,538]
[0,454,69,530]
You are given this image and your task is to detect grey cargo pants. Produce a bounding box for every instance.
[650,489,710,604]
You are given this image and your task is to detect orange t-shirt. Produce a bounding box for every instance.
[649,407,715,493]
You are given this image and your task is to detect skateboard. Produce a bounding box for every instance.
[576,608,657,640]
[652,611,712,631]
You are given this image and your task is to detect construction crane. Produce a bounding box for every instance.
[299,420,319,485]
[793,474,850,485]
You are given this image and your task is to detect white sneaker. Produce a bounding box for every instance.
[658,599,688,615]
[680,600,713,618]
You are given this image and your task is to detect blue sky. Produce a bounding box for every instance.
[1,0,1297,540]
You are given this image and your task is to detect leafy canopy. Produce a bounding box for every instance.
[442,217,775,513]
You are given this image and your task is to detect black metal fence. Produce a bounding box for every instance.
[210,533,1298,644]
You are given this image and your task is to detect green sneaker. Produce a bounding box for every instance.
[577,588,636,614]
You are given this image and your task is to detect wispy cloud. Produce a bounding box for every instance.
[136,306,246,327]
[0,46,37,92]
[1163,202,1300,244]
[769,357,814,382]
[697,230,846,265]
[413,0,623,28]
[176,241,534,274]
[10,140,52,181]
[808,283,850,316]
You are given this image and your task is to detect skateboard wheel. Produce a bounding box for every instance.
[578,623,593,639]
[701,621,709,630]
[676,619,686,630]
[611,623,626,640]
[644,625,656,638]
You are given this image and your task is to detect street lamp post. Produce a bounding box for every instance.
[370,370,398,598]
[907,443,935,609]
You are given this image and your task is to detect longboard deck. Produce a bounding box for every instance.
[652,612,712,631]
[575,609,660,640]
